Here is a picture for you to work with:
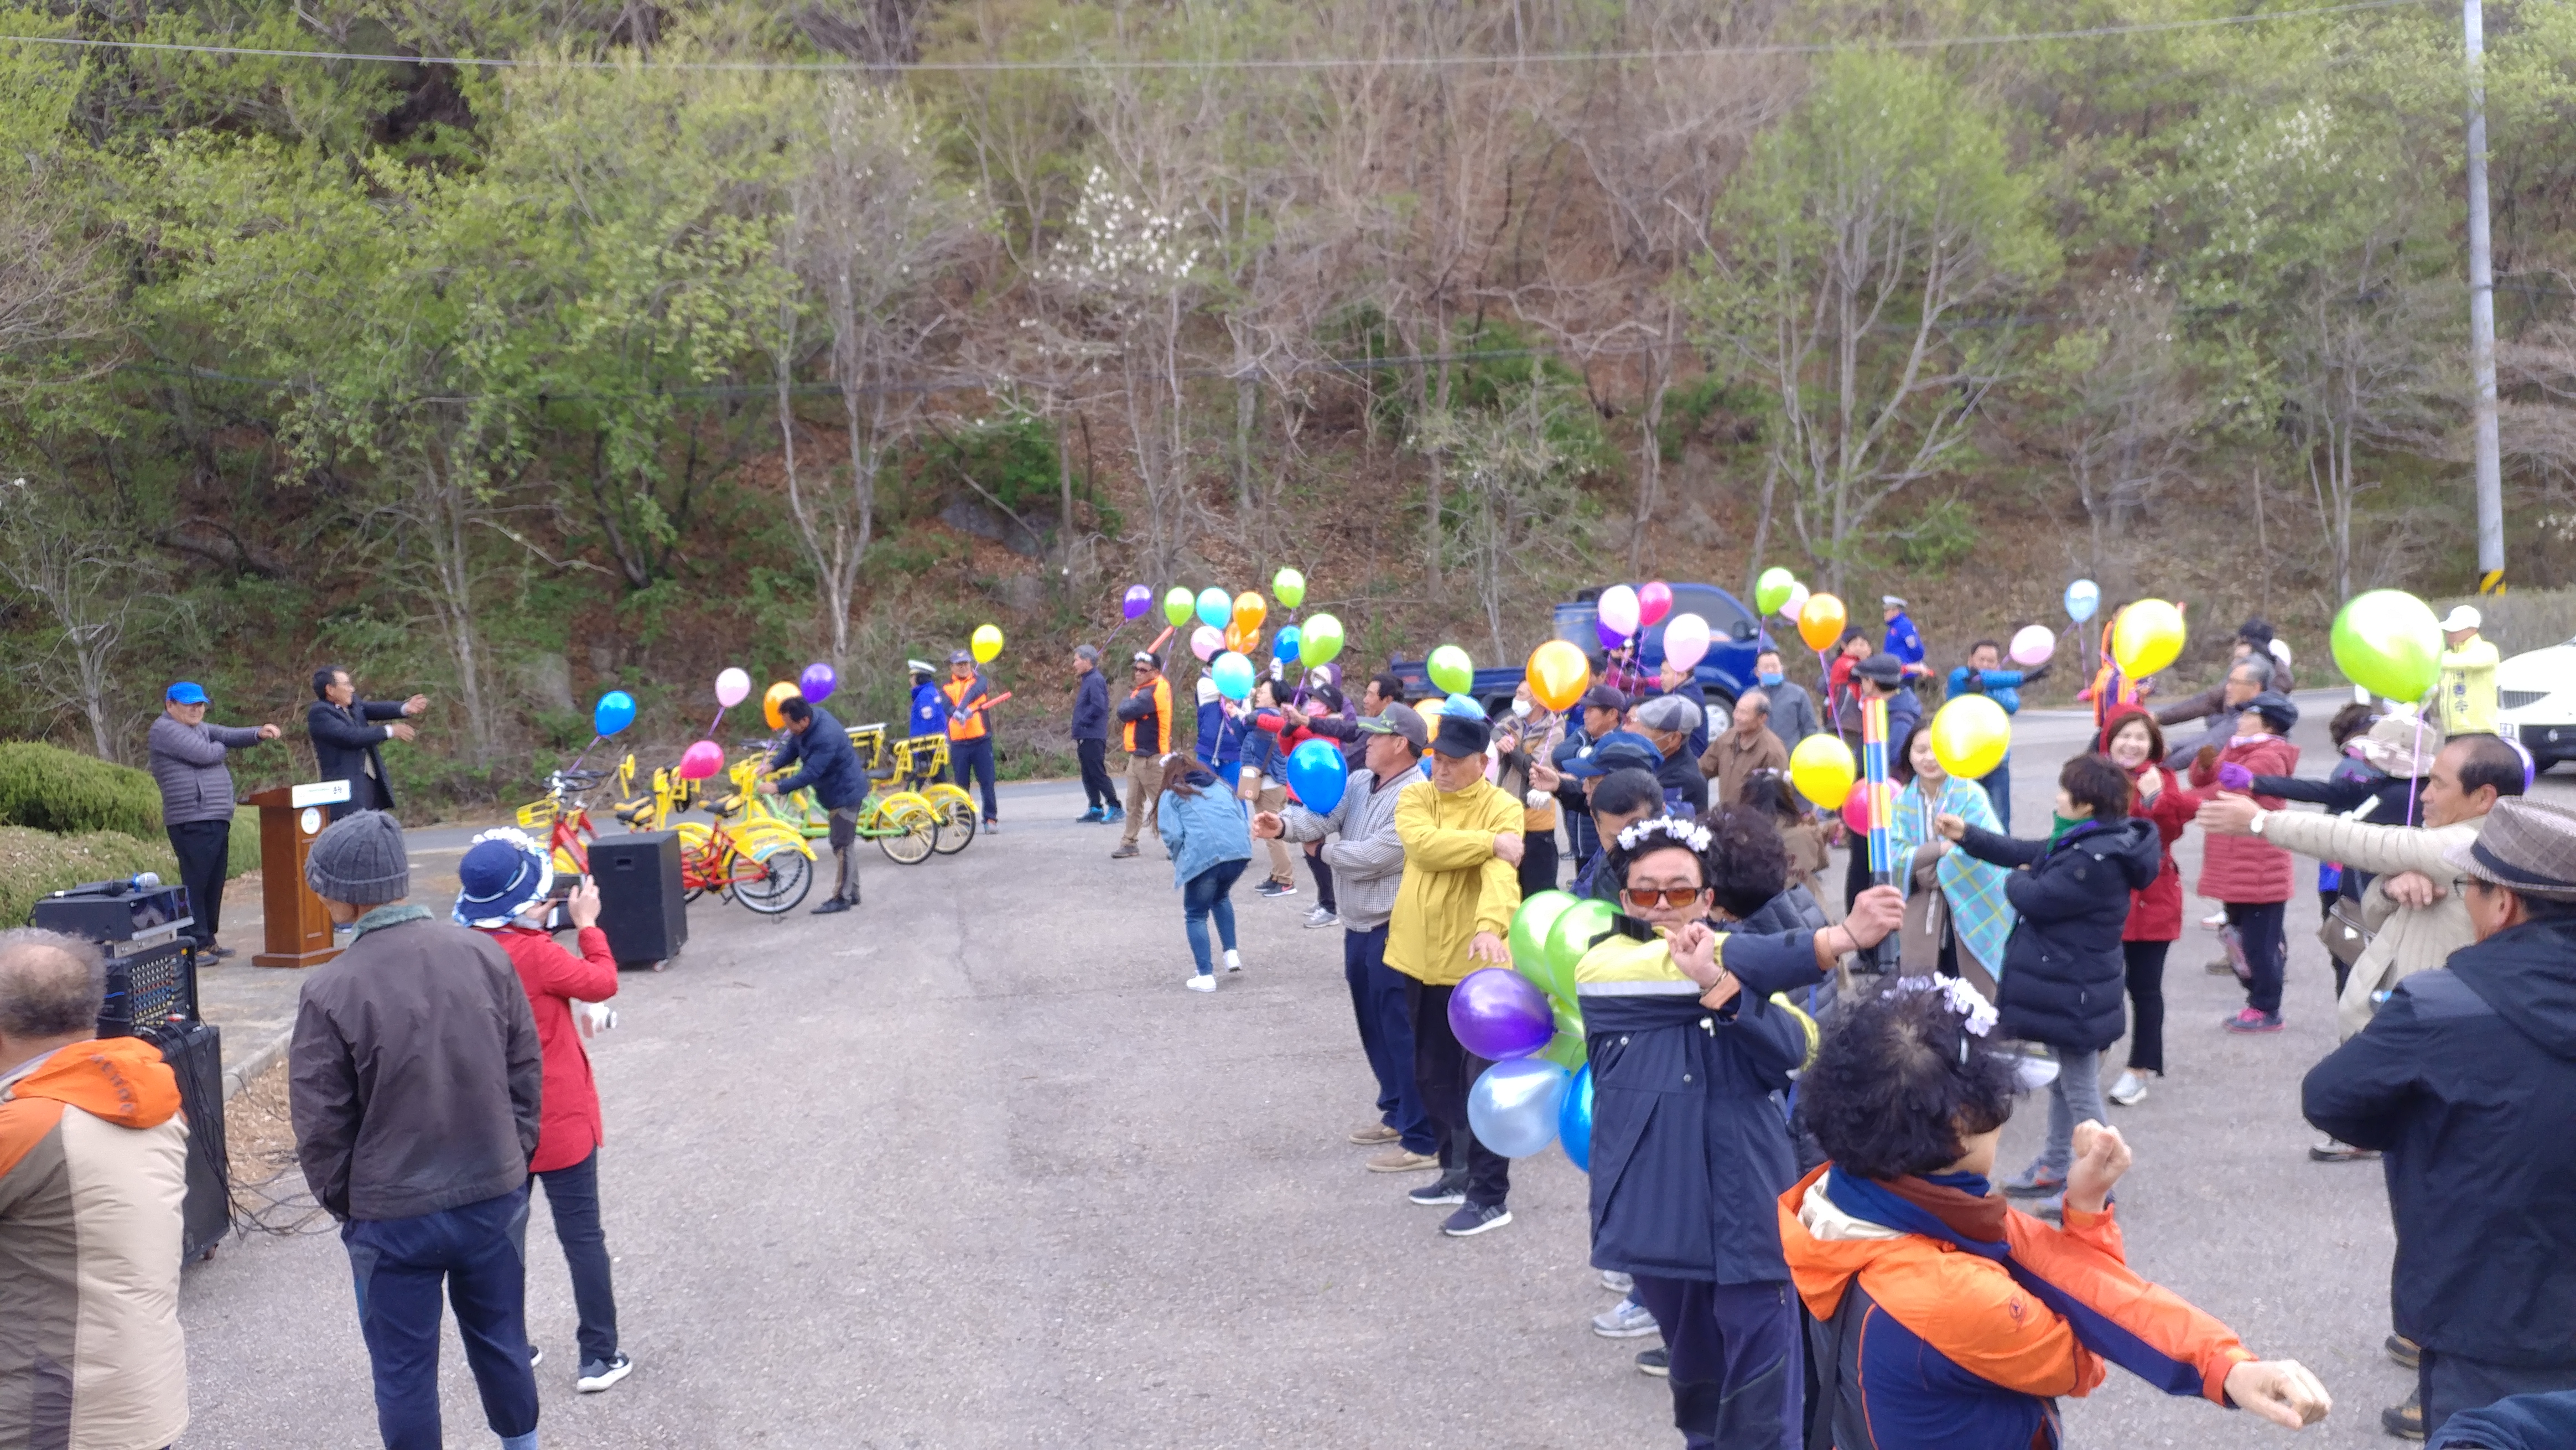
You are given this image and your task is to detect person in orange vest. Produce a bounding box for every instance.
[1112,650,1173,859]
[943,650,1001,833]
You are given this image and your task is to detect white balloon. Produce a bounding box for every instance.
[2008,625,2057,667]
[1777,582,1810,623]
[1664,613,1713,671]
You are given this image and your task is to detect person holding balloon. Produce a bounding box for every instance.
[1889,721,2013,1003]
[761,695,869,914]
[1945,637,2053,831]
[943,649,1004,834]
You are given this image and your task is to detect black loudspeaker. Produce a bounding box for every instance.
[155,1021,231,1261]
[590,831,686,969]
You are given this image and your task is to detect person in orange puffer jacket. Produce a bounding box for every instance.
[2189,691,2302,1034]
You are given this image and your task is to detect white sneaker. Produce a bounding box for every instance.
[2107,1070,2149,1107]
[1591,1296,1660,1338]
[1304,906,1341,929]
[575,1353,633,1393]
[1186,974,1217,993]
[1599,1269,1634,1294]
[2201,909,2229,930]
[1223,948,1243,973]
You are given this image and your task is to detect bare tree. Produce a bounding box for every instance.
[1414,377,1589,661]
[0,476,143,760]
[2028,279,2199,579]
[2275,269,2454,599]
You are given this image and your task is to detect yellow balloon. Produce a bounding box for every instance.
[970,623,1004,663]
[2111,599,2185,678]
[1789,733,1857,810]
[1525,639,1591,713]
[1929,695,2011,780]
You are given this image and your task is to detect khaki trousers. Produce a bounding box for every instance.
[1120,751,1161,845]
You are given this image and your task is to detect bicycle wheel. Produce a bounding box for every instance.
[733,845,813,914]
[875,802,937,865]
[676,821,715,904]
[932,796,977,855]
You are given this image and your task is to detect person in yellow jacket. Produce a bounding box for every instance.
[1387,710,1527,1236]
[2437,607,2500,736]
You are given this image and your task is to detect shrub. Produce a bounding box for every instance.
[0,742,165,838]
[0,826,179,928]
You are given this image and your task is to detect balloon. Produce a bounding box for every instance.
[1598,584,1642,639]
[1798,592,1848,653]
[1123,584,1152,620]
[1190,624,1224,662]
[1596,618,1630,652]
[1539,1032,1588,1073]
[1559,1063,1596,1172]
[2008,624,2056,667]
[2065,578,2101,624]
[1468,1058,1571,1158]
[1427,644,1476,696]
[1225,622,1259,656]
[1754,567,1798,616]
[1211,651,1255,701]
[1840,793,1871,835]
[1525,640,1592,713]
[1638,581,1674,628]
[971,623,1005,662]
[1663,613,1712,672]
[1232,591,1268,634]
[678,740,724,780]
[1163,587,1195,628]
[762,681,799,731]
[798,661,838,702]
[1447,967,1557,1061]
[1275,625,1301,664]
[1273,567,1307,609]
[1790,733,1857,810]
[1546,897,1620,982]
[714,667,751,708]
[1284,738,1348,814]
[1510,890,1578,1001]
[1779,581,1810,623]
[1299,613,1346,667]
[1196,587,1232,630]
[1930,694,2012,780]
[592,691,637,737]
[2112,598,2186,677]
[2333,589,2444,702]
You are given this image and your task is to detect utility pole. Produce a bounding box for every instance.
[2465,0,2506,594]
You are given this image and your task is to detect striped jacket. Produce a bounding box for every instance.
[0,1037,190,1450]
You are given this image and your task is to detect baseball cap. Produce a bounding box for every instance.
[1579,683,1627,713]
[1355,702,1429,751]
[1854,652,1905,687]
[165,681,209,705]
[1430,711,1492,758]
[949,649,974,665]
[2440,605,2482,633]
[1630,693,1704,736]
[1562,729,1661,779]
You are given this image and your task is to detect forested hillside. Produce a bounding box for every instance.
[7,0,2576,808]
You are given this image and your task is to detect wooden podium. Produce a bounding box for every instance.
[244,781,350,969]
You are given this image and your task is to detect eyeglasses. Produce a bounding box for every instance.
[1621,887,1707,909]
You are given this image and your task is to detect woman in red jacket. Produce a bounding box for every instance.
[2186,693,2302,1034]
[2097,705,2200,1106]
[455,827,633,1394]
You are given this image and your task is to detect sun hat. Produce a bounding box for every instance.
[454,827,554,929]
[2444,798,2576,902]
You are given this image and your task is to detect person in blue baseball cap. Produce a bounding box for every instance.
[146,680,281,958]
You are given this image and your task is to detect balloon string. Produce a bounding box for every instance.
[567,734,601,774]
[2406,709,2426,827]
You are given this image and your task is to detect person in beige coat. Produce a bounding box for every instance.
[2196,733,2528,1036]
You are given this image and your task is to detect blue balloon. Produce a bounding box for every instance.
[1559,1063,1595,1172]
[2065,578,2101,624]
[1441,695,1484,719]
[1283,738,1347,814]
[593,691,637,737]
[1211,651,1255,701]
[1275,625,1301,664]
[1467,1058,1570,1158]
[1196,587,1233,630]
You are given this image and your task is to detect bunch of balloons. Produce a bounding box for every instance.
[1432,888,1633,1167]
[1755,566,1816,636]
[2333,589,2444,701]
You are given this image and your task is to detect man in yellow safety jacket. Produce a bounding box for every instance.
[2438,607,2501,737]
[1112,650,1172,859]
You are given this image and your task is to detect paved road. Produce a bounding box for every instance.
[177,703,2489,1447]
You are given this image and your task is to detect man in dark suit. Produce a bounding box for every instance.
[307,665,429,819]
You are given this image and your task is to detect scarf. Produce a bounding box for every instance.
[1822,1168,2204,1398]
[349,903,432,942]
[1892,775,2014,974]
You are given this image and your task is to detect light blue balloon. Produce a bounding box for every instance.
[1441,695,1484,719]
[1196,587,1233,630]
[1211,651,1255,701]
[1559,1063,1595,1173]
[1275,625,1301,664]
[1284,738,1346,814]
[2065,579,2101,624]
[1467,1058,1570,1158]
[593,691,637,737]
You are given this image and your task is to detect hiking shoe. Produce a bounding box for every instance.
[1407,1181,1466,1207]
[1102,808,1125,824]
[528,1344,543,1368]
[1366,1148,1440,1174]
[1185,973,1217,993]
[1635,1346,1669,1378]
[1076,807,1104,823]
[1349,1122,1400,1146]
[1304,905,1341,929]
[2386,1334,2421,1371]
[1110,843,1139,859]
[1592,1297,1659,1338]
[2383,1394,2424,1441]
[1440,1203,1512,1237]
[1599,1270,1634,1294]
[2311,1137,2380,1163]
[1255,878,1296,898]
[575,1353,633,1393]
[2107,1070,2149,1107]
[811,898,851,915]
[1999,1160,2065,1198]
[2222,1007,2284,1034]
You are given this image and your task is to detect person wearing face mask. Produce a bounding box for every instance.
[1749,647,1821,754]
[2185,692,2302,1033]
[2095,706,2201,1108]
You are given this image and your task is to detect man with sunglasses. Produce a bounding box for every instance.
[1111,651,1172,859]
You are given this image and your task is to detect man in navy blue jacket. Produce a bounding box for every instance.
[761,698,870,914]
[1070,645,1116,824]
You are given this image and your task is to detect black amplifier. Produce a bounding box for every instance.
[32,880,194,944]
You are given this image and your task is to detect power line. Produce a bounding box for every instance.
[0,1,2424,75]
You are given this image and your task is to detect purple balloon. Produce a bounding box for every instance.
[1447,967,1556,1061]
[799,661,837,702]
[1596,617,1630,650]
[1122,584,1152,620]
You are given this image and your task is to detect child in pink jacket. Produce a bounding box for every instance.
[2188,691,2301,1032]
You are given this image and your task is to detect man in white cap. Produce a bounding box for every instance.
[2438,607,2499,736]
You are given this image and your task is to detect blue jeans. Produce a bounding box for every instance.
[1976,757,2011,833]
[951,736,998,821]
[1344,924,1436,1153]
[2040,1044,2106,1177]
[534,1149,619,1366]
[1183,858,1247,975]
[341,1185,539,1450]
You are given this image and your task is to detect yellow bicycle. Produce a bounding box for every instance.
[735,732,944,865]
[889,733,979,856]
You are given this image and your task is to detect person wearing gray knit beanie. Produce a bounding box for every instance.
[305,810,412,908]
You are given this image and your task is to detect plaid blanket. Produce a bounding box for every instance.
[1893,776,2016,977]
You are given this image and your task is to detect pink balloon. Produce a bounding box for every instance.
[714,667,751,708]
[1191,624,1224,662]
[1778,582,1810,623]
[678,740,725,780]
[1840,793,1871,835]
[2009,624,2056,667]
[1638,581,1674,629]
[1663,612,1712,671]
[1597,584,1641,638]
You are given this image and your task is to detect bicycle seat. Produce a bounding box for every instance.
[612,800,653,823]
[866,765,895,781]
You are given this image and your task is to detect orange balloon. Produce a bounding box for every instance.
[1797,592,1848,654]
[763,680,800,731]
[1525,640,1592,713]
[1232,591,1268,634]
[1226,622,1260,656]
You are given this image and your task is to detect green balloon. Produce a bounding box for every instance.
[1427,644,1476,696]
[1539,1031,1587,1071]
[1546,898,1619,986]
[1300,612,1346,667]
[1755,566,1796,616]
[1512,890,1576,998]
[1162,587,1194,628]
[2331,589,2443,702]
[1273,567,1307,609]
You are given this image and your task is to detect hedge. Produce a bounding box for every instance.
[0,826,181,928]
[0,742,167,838]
